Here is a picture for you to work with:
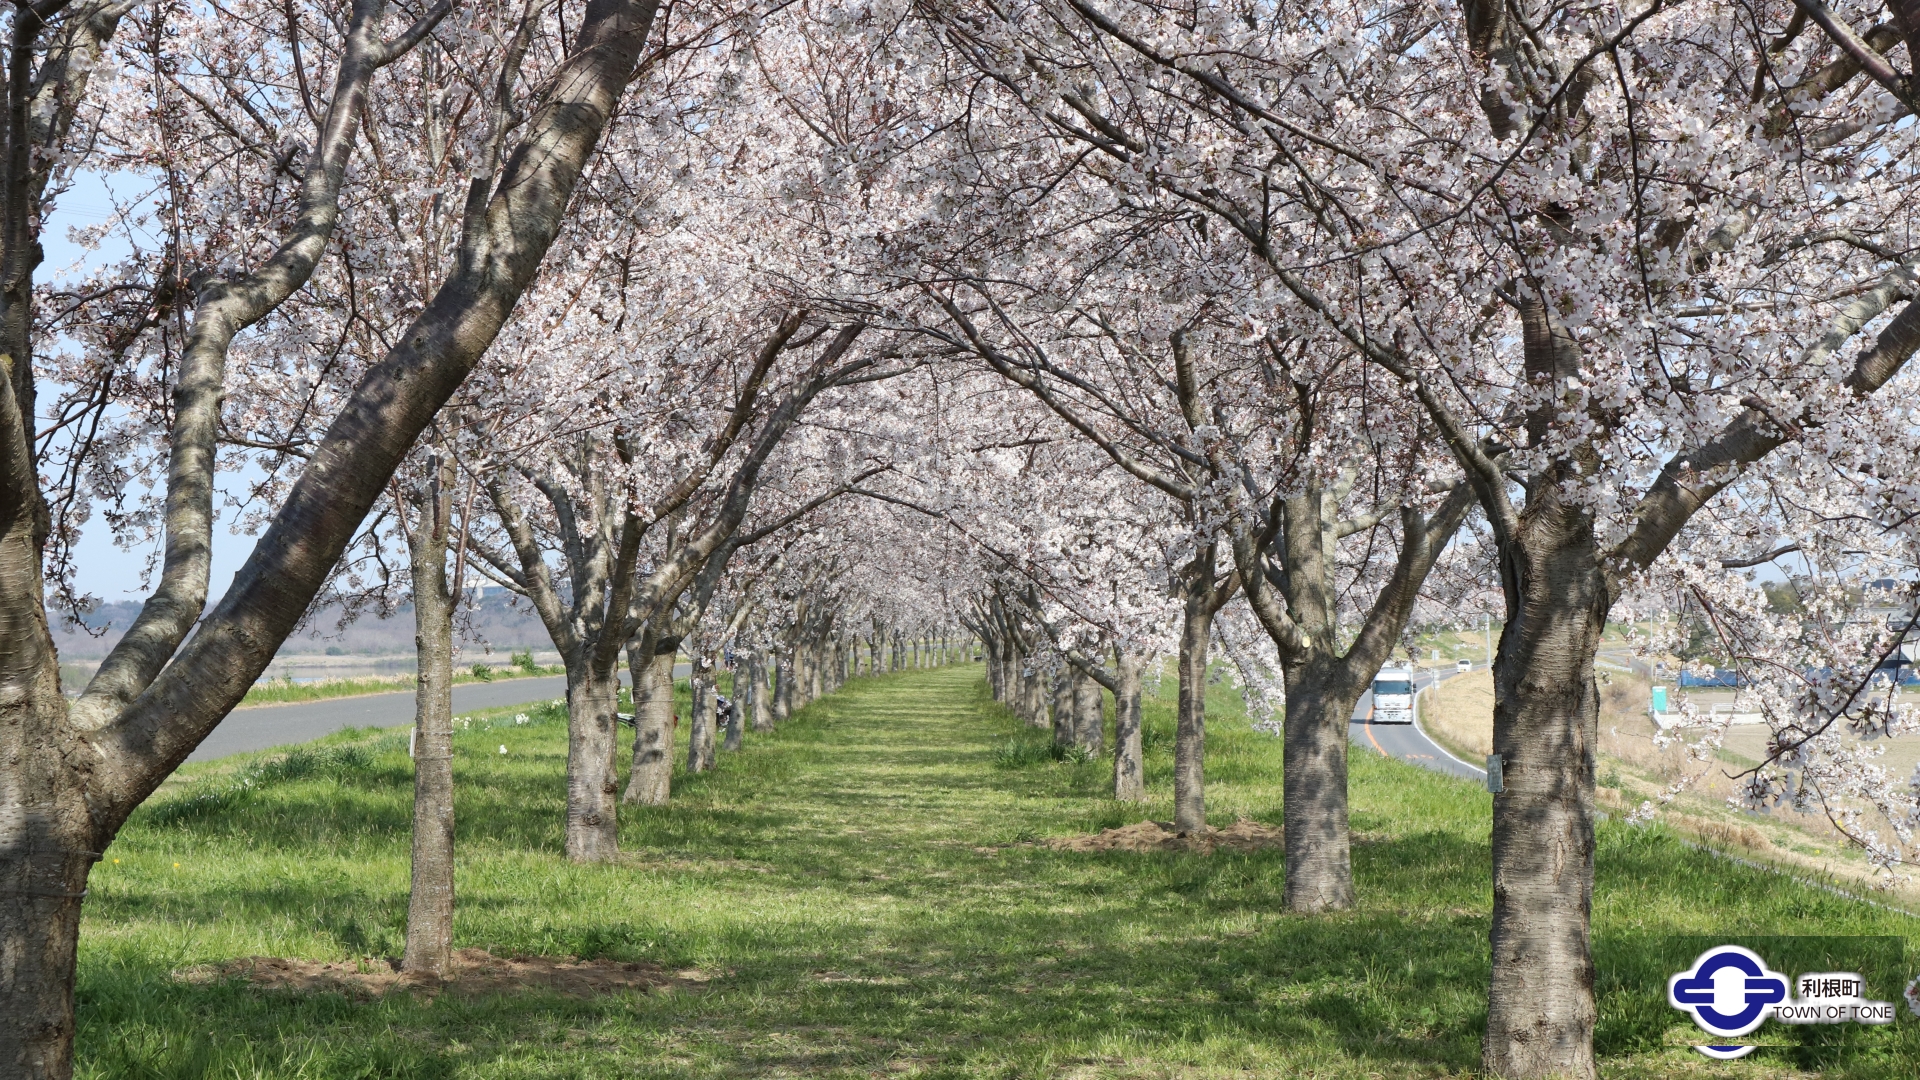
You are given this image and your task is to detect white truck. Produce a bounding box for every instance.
[1371,668,1416,724]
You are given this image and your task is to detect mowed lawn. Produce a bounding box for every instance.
[78,665,1918,1078]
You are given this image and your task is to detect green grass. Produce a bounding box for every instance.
[77,666,1918,1078]
[236,663,565,708]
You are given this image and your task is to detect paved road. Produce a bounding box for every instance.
[1348,668,1488,783]
[187,666,686,763]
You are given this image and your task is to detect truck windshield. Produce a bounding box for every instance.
[1373,680,1413,696]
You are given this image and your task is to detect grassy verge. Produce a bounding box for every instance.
[1418,670,1920,911]
[79,666,1917,1078]
[1419,673,1493,765]
[237,664,565,708]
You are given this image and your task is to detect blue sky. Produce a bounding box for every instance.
[44,170,259,606]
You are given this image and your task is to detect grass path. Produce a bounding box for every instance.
[79,666,1917,1078]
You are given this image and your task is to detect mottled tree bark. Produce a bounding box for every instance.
[1111,652,1144,801]
[772,648,790,721]
[401,462,457,977]
[1279,657,1359,913]
[563,662,621,860]
[622,643,674,805]
[686,664,716,772]
[1018,657,1046,727]
[1481,482,1605,1080]
[1050,670,1074,746]
[1173,580,1214,833]
[749,649,773,732]
[1072,667,1103,754]
[789,641,808,712]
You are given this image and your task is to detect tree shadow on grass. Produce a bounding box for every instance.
[107,852,1372,1066]
[83,669,1918,1079]
[80,824,1511,1078]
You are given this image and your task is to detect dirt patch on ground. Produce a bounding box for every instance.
[179,948,703,999]
[1039,819,1285,854]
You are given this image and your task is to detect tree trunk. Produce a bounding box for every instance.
[796,641,813,708]
[1018,657,1044,726]
[0,843,89,1080]
[772,648,790,721]
[686,668,716,772]
[563,662,620,861]
[750,649,773,732]
[789,643,807,712]
[402,489,456,977]
[1051,670,1074,746]
[1483,505,1606,1080]
[1073,667,1103,754]
[1174,578,1214,833]
[1,377,88,1077]
[799,642,809,704]
[1112,652,1144,801]
[721,676,743,751]
[1280,657,1364,914]
[623,646,674,804]
[1010,654,1028,720]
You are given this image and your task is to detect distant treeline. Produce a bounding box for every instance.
[51,593,554,659]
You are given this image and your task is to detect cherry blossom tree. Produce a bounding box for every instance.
[2,0,667,1071]
[919,251,1476,904]
[913,0,1920,1072]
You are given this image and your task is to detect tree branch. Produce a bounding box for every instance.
[1791,0,1912,105]
[1613,265,1920,572]
[88,0,664,819]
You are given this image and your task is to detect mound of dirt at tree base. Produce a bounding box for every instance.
[1040,818,1284,854]
[178,948,707,999]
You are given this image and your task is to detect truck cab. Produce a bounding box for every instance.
[1371,669,1416,725]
